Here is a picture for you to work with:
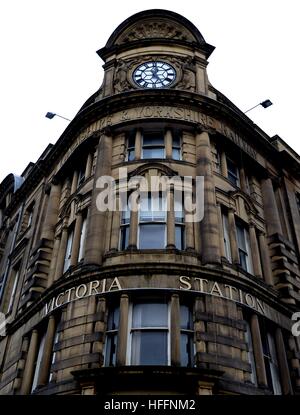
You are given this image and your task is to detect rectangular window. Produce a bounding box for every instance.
[77,162,86,188]
[172,132,182,160]
[142,132,165,159]
[222,213,232,262]
[7,267,20,314]
[180,305,194,367]
[104,305,120,366]
[31,331,46,392]
[48,331,59,383]
[244,319,257,385]
[63,228,74,273]
[138,193,166,249]
[227,158,240,187]
[78,215,87,262]
[126,132,135,161]
[174,194,185,250]
[260,323,282,395]
[236,222,253,273]
[129,301,169,365]
[120,201,131,250]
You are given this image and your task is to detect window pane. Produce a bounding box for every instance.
[121,207,130,224]
[131,331,168,365]
[172,134,181,147]
[175,225,184,250]
[107,306,120,330]
[174,197,184,223]
[143,134,164,146]
[239,250,248,271]
[78,217,87,261]
[63,230,74,273]
[128,149,135,161]
[142,148,164,159]
[222,214,232,262]
[120,226,129,250]
[236,225,246,251]
[140,194,166,222]
[180,333,193,367]
[139,224,166,249]
[132,302,168,327]
[105,334,118,366]
[180,305,192,329]
[172,148,181,160]
[31,332,46,392]
[128,134,135,148]
[267,333,282,395]
[245,321,257,385]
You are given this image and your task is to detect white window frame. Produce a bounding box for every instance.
[126,301,171,366]
[7,268,20,315]
[104,304,120,367]
[222,213,232,262]
[48,331,59,382]
[266,332,282,395]
[78,216,87,262]
[227,158,240,187]
[245,319,257,385]
[126,133,136,161]
[179,304,195,367]
[137,193,167,249]
[31,331,46,392]
[63,228,74,273]
[172,133,182,161]
[142,132,165,159]
[236,223,253,274]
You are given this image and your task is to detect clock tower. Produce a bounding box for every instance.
[86,9,215,100]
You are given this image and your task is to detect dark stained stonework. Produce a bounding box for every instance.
[0,9,300,396]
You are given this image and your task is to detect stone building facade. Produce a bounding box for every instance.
[0,9,300,395]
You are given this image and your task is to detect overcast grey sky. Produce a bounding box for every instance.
[0,0,299,183]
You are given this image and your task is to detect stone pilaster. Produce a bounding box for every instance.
[249,224,263,278]
[47,236,61,287]
[116,294,129,366]
[70,170,78,195]
[185,217,195,251]
[165,129,173,159]
[110,196,121,251]
[196,130,221,264]
[275,328,293,395]
[170,294,181,366]
[239,166,248,193]
[84,132,112,265]
[217,204,226,259]
[258,232,274,285]
[261,177,282,236]
[85,153,93,179]
[135,129,142,160]
[128,209,138,250]
[20,330,39,394]
[250,314,267,387]
[37,316,56,387]
[54,222,69,280]
[167,189,175,248]
[228,209,239,264]
[41,182,61,241]
[220,151,228,177]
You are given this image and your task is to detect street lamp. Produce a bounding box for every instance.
[244,99,273,114]
[45,112,71,122]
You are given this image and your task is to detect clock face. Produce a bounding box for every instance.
[133,61,176,89]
